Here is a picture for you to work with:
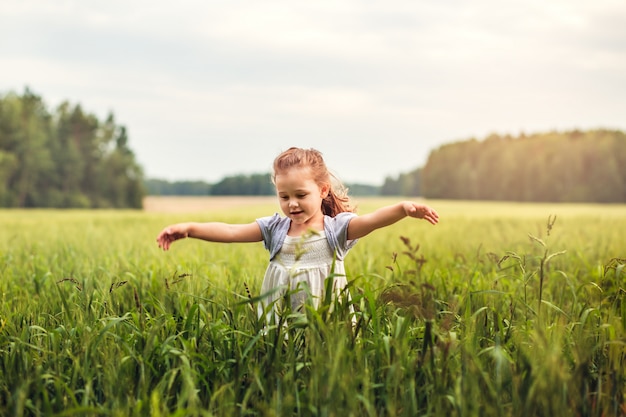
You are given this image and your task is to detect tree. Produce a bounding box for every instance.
[0,89,53,207]
[211,173,274,195]
[0,88,145,208]
[421,130,626,203]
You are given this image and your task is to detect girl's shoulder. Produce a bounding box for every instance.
[256,213,291,260]
[323,212,357,235]
[325,211,358,226]
[256,213,290,233]
[323,212,358,258]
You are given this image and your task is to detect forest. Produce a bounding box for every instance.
[2,89,625,207]
[0,89,144,208]
[420,129,626,202]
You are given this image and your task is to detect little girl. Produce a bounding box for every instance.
[156,147,439,315]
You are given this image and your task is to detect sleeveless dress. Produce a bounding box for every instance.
[255,212,358,316]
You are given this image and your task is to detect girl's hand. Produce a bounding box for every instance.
[403,202,439,225]
[156,224,189,251]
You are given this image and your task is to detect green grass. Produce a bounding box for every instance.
[0,199,624,416]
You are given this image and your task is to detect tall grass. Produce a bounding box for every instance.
[0,200,624,416]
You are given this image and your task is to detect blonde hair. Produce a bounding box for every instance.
[272,147,354,217]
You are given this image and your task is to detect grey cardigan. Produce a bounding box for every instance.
[256,212,358,261]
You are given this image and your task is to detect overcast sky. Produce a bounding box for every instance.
[2,0,625,185]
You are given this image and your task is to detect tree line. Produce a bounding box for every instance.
[419,129,626,202]
[3,89,624,206]
[0,89,144,208]
[145,175,380,196]
[149,130,626,202]
[144,174,274,196]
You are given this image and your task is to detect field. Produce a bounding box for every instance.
[1,197,625,416]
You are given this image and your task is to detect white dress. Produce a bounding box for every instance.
[259,231,350,313]
[255,212,358,318]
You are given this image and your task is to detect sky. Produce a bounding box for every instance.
[1,0,625,185]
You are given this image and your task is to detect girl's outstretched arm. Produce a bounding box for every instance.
[347,201,439,240]
[156,222,263,251]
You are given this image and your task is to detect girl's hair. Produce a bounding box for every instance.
[272,147,354,217]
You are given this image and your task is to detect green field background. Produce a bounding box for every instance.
[1,198,624,416]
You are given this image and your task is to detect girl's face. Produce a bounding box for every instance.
[274,167,329,231]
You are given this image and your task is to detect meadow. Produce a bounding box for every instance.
[0,197,624,417]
